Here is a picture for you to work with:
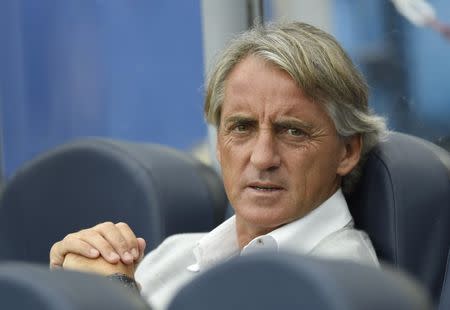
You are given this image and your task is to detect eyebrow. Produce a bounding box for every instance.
[223,115,256,126]
[223,115,314,130]
[273,117,314,131]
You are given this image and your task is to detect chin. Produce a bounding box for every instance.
[234,204,295,230]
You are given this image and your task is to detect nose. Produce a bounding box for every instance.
[250,129,281,171]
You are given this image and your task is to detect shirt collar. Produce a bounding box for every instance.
[264,189,352,253]
[187,189,352,272]
[187,216,239,272]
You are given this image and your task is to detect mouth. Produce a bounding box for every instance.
[247,183,284,192]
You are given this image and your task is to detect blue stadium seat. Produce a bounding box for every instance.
[0,138,227,263]
[168,252,432,310]
[346,132,450,302]
[439,251,450,310]
[0,262,150,309]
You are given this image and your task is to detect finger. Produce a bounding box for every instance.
[137,238,146,262]
[115,222,139,260]
[78,229,121,264]
[49,237,99,269]
[93,222,133,264]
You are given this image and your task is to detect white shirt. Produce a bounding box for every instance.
[186,189,377,273]
[136,189,379,309]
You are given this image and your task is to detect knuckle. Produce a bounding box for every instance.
[63,233,76,241]
[115,222,129,229]
[49,242,60,254]
[116,237,128,248]
[79,229,98,240]
[94,221,114,230]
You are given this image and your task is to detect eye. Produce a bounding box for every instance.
[234,124,249,132]
[229,120,254,134]
[286,127,304,137]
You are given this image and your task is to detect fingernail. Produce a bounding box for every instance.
[90,248,99,256]
[131,248,138,259]
[123,251,133,262]
[109,252,120,261]
[50,263,61,270]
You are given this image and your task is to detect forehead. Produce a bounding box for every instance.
[222,55,328,122]
[225,55,298,98]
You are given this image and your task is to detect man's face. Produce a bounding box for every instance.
[217,55,359,231]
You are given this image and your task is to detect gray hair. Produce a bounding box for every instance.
[204,21,387,193]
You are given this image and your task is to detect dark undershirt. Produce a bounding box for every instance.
[106,273,140,293]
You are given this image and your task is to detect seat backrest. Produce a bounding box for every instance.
[0,138,227,263]
[168,251,432,310]
[346,132,450,302]
[439,251,450,310]
[0,262,151,309]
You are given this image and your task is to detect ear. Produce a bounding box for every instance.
[337,134,362,176]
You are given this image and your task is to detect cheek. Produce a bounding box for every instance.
[218,135,250,167]
[217,141,240,191]
[287,157,310,202]
[306,155,338,189]
[286,148,337,200]
[220,162,243,209]
[217,141,232,173]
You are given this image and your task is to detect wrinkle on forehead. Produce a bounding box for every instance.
[222,55,325,128]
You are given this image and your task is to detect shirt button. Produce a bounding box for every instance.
[257,239,264,245]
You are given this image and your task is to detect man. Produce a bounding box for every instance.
[50,21,387,309]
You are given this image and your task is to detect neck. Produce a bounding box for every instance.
[235,216,276,249]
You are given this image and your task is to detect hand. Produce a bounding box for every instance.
[63,253,135,278]
[50,222,146,269]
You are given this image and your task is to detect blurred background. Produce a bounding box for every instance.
[0,0,449,183]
